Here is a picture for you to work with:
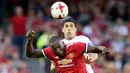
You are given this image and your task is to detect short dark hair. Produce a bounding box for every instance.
[49,36,60,44]
[60,16,76,27]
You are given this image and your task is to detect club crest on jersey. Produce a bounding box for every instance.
[68,53,74,59]
[58,59,72,65]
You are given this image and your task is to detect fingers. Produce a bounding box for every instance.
[85,55,91,64]
[87,56,91,61]
[105,48,110,55]
[86,58,91,64]
[26,30,35,40]
[30,30,35,35]
[102,48,110,56]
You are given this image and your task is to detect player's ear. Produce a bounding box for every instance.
[62,27,65,33]
[74,28,77,32]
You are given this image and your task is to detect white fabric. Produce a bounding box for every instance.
[62,35,94,73]
[86,64,94,73]
[41,50,47,59]
[62,35,93,51]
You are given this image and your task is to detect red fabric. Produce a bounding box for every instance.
[127,22,130,32]
[10,16,27,36]
[43,42,87,73]
[74,42,86,54]
[92,63,103,73]
[32,19,45,31]
[12,0,21,5]
[100,41,111,48]
[76,31,85,36]
[0,57,9,63]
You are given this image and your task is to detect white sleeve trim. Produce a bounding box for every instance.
[86,43,94,52]
[41,50,47,58]
[85,43,88,52]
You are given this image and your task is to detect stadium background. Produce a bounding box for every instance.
[0,0,130,73]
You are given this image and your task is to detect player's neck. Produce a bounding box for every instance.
[65,36,76,40]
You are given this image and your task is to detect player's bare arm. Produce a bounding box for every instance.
[86,44,98,64]
[50,61,57,73]
[25,30,43,58]
[84,45,108,64]
[84,53,98,64]
[87,45,109,54]
[88,53,98,63]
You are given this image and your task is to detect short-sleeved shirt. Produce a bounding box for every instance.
[62,35,94,73]
[42,42,87,73]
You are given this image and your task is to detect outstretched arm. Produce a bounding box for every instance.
[25,30,44,58]
[50,61,57,73]
[84,45,109,63]
[87,45,109,54]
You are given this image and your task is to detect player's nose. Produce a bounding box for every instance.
[56,48,61,53]
[67,27,71,31]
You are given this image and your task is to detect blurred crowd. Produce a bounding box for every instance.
[0,0,130,73]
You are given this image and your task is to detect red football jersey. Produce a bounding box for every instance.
[10,16,27,36]
[43,42,87,73]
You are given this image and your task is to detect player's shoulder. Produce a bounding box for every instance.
[62,39,66,41]
[44,47,54,55]
[44,47,51,49]
[66,42,84,47]
[73,42,84,46]
[72,42,85,49]
[44,47,52,52]
[69,42,84,46]
[76,35,90,40]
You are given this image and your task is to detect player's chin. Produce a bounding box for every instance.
[66,35,73,39]
[58,54,65,58]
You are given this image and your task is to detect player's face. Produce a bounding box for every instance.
[62,22,77,39]
[50,40,65,58]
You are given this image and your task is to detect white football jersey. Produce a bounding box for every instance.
[62,35,94,73]
[62,35,93,49]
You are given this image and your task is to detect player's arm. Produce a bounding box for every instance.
[80,36,98,63]
[86,43,98,63]
[84,45,109,63]
[50,61,57,73]
[86,44,109,54]
[87,53,98,63]
[25,30,44,58]
[84,53,98,64]
[76,42,109,56]
[87,44,98,63]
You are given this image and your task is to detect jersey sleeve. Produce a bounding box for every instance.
[41,47,52,59]
[74,42,86,54]
[78,36,94,50]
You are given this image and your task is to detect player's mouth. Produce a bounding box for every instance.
[58,54,65,58]
[67,32,71,35]
[56,51,65,57]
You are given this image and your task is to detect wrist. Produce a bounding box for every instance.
[27,39,33,42]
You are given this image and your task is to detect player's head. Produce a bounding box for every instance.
[15,6,23,16]
[49,36,65,58]
[61,16,77,39]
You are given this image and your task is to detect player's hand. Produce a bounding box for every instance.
[84,54,91,64]
[26,30,35,41]
[97,46,109,55]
